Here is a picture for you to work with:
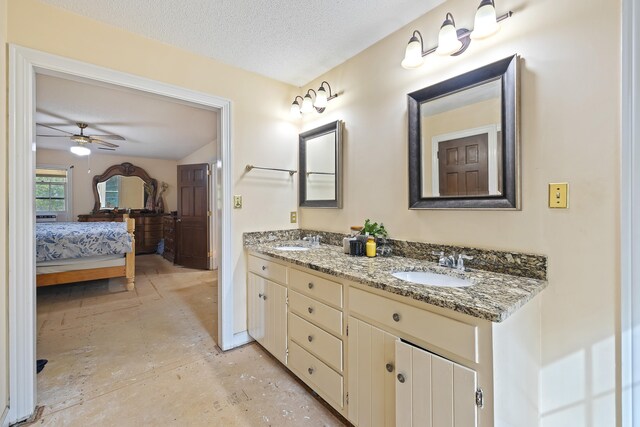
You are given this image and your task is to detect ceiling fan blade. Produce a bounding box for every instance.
[98,147,116,151]
[36,134,72,137]
[91,138,119,148]
[36,123,75,135]
[89,134,125,141]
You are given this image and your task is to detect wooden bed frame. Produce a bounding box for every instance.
[36,215,136,291]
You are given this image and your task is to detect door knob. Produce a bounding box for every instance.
[397,373,406,383]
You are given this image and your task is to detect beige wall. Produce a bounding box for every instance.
[0,0,8,420]
[299,0,619,425]
[7,0,299,336]
[178,140,217,166]
[36,149,179,217]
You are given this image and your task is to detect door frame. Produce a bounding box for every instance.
[622,0,639,425]
[7,45,235,424]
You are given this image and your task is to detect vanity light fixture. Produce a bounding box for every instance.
[70,143,91,156]
[289,81,338,118]
[401,0,512,69]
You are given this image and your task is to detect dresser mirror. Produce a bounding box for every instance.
[299,120,343,208]
[408,55,519,209]
[92,162,157,212]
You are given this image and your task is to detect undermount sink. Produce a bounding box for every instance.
[392,271,473,288]
[274,246,309,251]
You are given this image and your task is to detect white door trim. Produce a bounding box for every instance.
[621,0,639,425]
[7,45,235,424]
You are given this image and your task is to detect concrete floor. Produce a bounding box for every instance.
[35,254,346,426]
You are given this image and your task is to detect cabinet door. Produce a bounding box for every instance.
[348,316,399,427]
[395,341,477,427]
[265,280,288,365]
[247,273,266,347]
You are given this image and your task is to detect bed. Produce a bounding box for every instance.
[35,216,136,291]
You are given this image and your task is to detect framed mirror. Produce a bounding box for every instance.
[408,55,519,209]
[299,120,343,208]
[92,162,157,212]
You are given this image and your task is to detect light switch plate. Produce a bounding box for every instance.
[290,211,297,223]
[233,195,242,209]
[548,183,568,208]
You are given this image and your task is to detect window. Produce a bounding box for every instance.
[35,168,68,212]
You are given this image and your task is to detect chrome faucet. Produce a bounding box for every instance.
[432,251,473,271]
[303,235,321,248]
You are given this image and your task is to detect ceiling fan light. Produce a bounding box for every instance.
[436,13,462,56]
[471,0,500,40]
[401,35,424,69]
[300,94,314,114]
[70,145,91,156]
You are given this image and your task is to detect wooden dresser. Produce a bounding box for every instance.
[78,212,163,254]
[162,215,177,263]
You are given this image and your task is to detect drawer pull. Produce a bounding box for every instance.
[308,307,314,314]
[262,265,267,271]
[392,313,401,322]
[308,282,314,289]
[308,367,315,375]
[386,363,394,373]
[308,335,313,342]
[397,373,406,383]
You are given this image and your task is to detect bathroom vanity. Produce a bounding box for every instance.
[245,237,546,427]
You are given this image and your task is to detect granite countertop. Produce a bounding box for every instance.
[245,240,547,323]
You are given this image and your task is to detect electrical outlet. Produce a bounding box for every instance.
[548,183,568,208]
[233,195,242,209]
[290,211,297,223]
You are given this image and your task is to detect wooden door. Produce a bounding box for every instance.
[176,163,209,269]
[348,317,399,427]
[438,134,489,196]
[265,280,288,365]
[395,340,477,427]
[248,273,266,346]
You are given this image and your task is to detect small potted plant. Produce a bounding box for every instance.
[361,218,388,239]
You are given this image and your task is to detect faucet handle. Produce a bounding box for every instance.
[459,254,473,260]
[456,254,473,271]
[431,251,444,257]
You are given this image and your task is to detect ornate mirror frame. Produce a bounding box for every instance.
[408,55,520,209]
[92,162,157,213]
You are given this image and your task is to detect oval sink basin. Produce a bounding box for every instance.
[392,271,473,288]
[274,246,309,251]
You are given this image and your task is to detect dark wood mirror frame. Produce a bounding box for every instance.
[299,120,343,208]
[92,162,157,213]
[408,55,520,209]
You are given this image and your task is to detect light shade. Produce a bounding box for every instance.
[401,35,424,69]
[471,0,500,40]
[290,100,301,117]
[70,145,91,156]
[314,87,328,109]
[436,14,462,56]
[300,93,314,114]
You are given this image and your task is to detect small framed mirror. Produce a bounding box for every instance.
[408,55,519,209]
[299,120,343,208]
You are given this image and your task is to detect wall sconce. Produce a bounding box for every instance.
[401,0,513,69]
[290,81,338,118]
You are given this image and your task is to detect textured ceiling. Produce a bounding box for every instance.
[36,74,218,160]
[40,0,444,86]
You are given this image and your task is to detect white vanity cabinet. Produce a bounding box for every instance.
[247,255,288,365]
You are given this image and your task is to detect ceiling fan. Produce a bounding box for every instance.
[37,122,125,155]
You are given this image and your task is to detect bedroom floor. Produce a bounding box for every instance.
[34,254,345,426]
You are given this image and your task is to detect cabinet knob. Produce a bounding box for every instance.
[308,335,313,342]
[262,295,267,300]
[397,373,406,383]
[262,266,267,271]
[308,307,314,314]
[308,367,314,375]
[308,282,314,289]
[386,363,394,373]
[392,313,401,322]
[258,293,263,298]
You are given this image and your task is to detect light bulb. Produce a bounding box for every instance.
[315,87,328,109]
[300,94,314,114]
[401,35,424,69]
[436,14,462,56]
[70,145,91,156]
[471,0,500,40]
[290,100,301,118]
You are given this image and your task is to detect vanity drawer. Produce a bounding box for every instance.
[290,268,343,308]
[288,341,343,409]
[349,287,478,363]
[248,255,287,284]
[289,313,343,373]
[289,290,343,337]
